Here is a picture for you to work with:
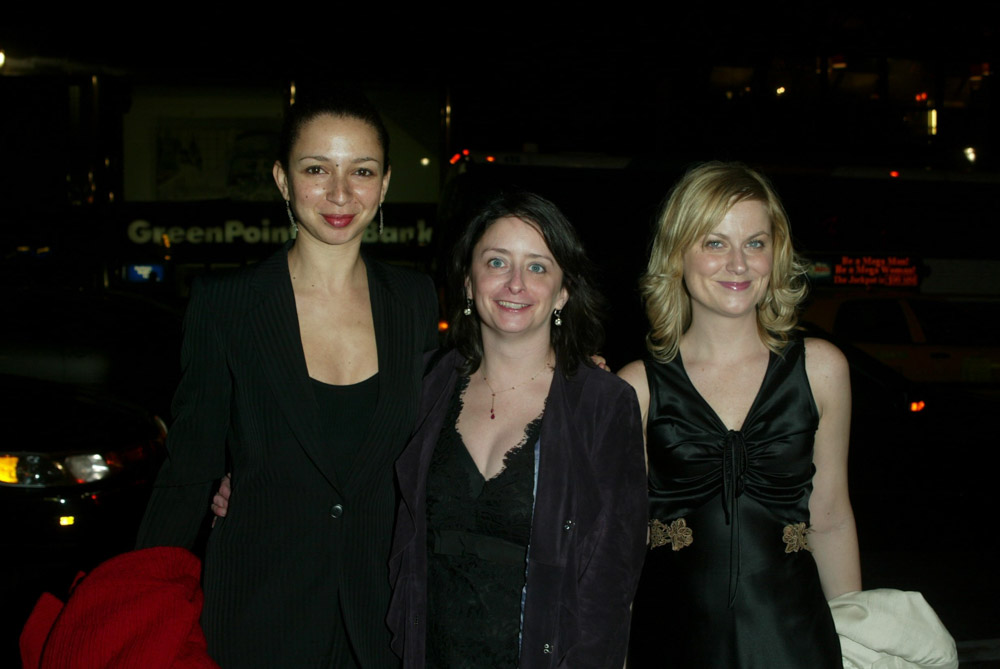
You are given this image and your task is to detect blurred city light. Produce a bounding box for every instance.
[910,400,926,413]
[59,516,75,526]
[928,109,937,135]
[420,157,430,166]
[438,320,449,332]
[0,50,5,68]
[776,86,786,96]
[964,147,976,163]
[890,171,900,178]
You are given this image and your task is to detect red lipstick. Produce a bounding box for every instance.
[323,214,355,228]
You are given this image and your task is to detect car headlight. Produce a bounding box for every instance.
[0,452,122,487]
[65,454,113,483]
[1,454,66,486]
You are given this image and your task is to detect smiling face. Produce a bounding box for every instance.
[683,199,773,322]
[466,216,569,344]
[273,114,390,248]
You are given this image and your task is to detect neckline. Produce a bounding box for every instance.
[453,376,545,484]
[309,372,379,389]
[674,349,775,433]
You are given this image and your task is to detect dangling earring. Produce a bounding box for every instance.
[463,298,473,316]
[285,200,298,238]
[553,308,563,327]
[378,204,384,236]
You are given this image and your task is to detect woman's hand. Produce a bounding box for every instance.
[590,354,610,372]
[211,473,232,519]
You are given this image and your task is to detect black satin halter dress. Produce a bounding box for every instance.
[628,340,841,668]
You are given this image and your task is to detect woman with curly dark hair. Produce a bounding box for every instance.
[388,191,648,668]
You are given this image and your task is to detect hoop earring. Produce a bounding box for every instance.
[553,308,563,327]
[285,200,298,238]
[463,298,473,316]
[379,204,384,236]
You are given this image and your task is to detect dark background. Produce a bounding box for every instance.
[2,9,998,666]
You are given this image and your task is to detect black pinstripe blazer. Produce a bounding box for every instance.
[137,244,437,668]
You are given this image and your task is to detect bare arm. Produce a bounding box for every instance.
[618,360,651,550]
[616,360,650,446]
[805,337,862,599]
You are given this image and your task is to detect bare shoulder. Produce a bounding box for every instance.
[617,360,648,394]
[804,337,849,381]
[617,360,650,415]
[804,338,850,417]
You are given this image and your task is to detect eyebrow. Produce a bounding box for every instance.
[480,247,555,262]
[706,230,771,239]
[297,155,381,165]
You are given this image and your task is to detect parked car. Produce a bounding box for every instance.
[0,287,182,664]
[0,375,167,548]
[0,374,169,665]
[803,291,1000,386]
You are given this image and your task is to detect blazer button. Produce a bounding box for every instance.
[542,643,552,654]
[563,519,575,531]
[330,504,344,519]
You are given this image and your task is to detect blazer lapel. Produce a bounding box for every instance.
[531,366,593,562]
[538,369,578,499]
[391,350,458,561]
[247,246,342,492]
[340,258,415,489]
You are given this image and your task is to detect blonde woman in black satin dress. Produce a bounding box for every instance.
[619,162,861,668]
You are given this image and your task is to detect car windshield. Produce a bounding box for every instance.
[909,299,1000,346]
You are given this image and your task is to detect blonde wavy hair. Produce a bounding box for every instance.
[641,162,808,362]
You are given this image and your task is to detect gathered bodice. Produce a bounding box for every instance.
[631,338,841,669]
[647,341,819,525]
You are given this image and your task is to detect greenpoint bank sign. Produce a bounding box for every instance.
[127,218,293,246]
[126,215,433,247]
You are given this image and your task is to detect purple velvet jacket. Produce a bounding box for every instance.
[387,349,648,668]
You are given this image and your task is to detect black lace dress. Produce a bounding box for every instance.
[425,376,541,668]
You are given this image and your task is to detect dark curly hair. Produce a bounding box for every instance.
[448,191,606,377]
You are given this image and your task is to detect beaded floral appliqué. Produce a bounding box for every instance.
[650,518,693,551]
[782,522,812,553]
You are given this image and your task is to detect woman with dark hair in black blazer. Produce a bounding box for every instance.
[386,192,648,668]
[137,91,437,668]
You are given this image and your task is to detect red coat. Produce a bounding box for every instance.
[20,547,218,669]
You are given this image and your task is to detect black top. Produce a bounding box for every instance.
[629,339,841,668]
[311,372,379,477]
[425,376,541,668]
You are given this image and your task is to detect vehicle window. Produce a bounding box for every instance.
[833,299,911,345]
[908,300,1000,346]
